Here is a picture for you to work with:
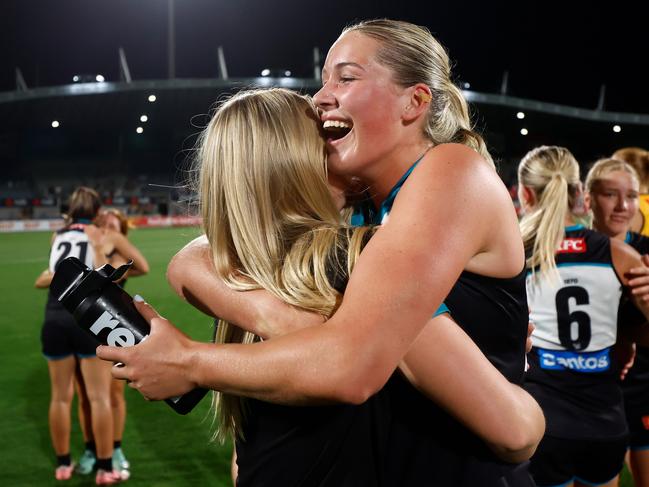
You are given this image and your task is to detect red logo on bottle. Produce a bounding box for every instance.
[556,238,586,254]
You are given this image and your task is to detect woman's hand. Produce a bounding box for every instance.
[628,254,649,302]
[96,297,197,401]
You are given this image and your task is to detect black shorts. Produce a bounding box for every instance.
[529,434,627,486]
[625,406,649,450]
[41,306,100,360]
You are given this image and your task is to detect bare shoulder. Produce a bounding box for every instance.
[407,143,508,207]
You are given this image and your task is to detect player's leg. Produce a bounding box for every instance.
[110,378,130,479]
[628,448,649,487]
[47,355,76,480]
[74,362,97,474]
[79,357,118,484]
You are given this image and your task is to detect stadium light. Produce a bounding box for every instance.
[462,82,471,89]
[148,94,157,102]
[261,69,270,77]
[95,74,105,83]
[284,70,292,77]
[136,127,144,134]
[51,120,60,128]
[520,128,528,135]
[517,111,525,119]
[72,75,79,82]
[613,125,621,133]
[140,115,148,123]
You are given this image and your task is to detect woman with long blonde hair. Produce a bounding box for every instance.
[520,147,649,487]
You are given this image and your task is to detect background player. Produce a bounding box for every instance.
[520,146,649,487]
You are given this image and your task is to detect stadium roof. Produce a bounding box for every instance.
[1,0,647,112]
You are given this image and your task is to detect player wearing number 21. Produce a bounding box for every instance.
[518,146,649,487]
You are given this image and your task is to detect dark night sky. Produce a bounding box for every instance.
[1,0,647,113]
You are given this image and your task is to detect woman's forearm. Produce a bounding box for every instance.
[167,236,323,337]
[399,315,545,463]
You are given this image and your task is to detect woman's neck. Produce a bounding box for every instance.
[363,142,433,208]
[592,221,627,241]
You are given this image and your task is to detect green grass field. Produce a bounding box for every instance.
[0,226,637,486]
[0,227,234,486]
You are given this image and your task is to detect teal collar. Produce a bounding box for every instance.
[564,224,585,232]
[374,155,425,224]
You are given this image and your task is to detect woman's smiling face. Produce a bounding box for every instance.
[313,31,411,179]
[589,169,639,238]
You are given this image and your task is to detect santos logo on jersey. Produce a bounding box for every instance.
[556,238,586,254]
[538,348,609,372]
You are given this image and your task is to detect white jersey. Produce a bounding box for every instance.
[49,223,95,273]
[527,226,623,372]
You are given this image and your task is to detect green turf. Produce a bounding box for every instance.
[0,227,234,486]
[0,227,638,486]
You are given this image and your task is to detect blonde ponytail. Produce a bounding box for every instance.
[518,146,581,280]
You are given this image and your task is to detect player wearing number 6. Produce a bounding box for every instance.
[518,146,649,487]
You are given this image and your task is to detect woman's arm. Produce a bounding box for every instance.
[167,236,324,335]
[108,231,149,275]
[98,144,517,404]
[400,314,544,463]
[34,269,53,288]
[611,239,649,320]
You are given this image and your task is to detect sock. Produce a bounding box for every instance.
[96,457,112,472]
[85,441,96,454]
[56,453,71,467]
[113,440,122,450]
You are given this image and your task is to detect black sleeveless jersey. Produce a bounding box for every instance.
[384,269,531,486]
[525,227,627,440]
[235,230,388,487]
[620,232,649,411]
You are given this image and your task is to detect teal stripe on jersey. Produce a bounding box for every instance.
[434,303,450,317]
[556,262,613,268]
[564,224,586,232]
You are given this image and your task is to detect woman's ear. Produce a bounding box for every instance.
[518,185,537,211]
[402,84,432,122]
[582,192,592,212]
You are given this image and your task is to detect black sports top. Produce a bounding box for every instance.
[525,226,627,440]
[359,160,532,486]
[384,269,531,486]
[235,229,388,487]
[620,231,649,412]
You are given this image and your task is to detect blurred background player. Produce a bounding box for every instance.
[613,147,649,237]
[519,146,649,487]
[585,158,649,487]
[75,208,149,480]
[36,187,118,484]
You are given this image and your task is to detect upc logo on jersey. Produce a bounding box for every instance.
[89,310,137,347]
[556,238,586,254]
[537,348,609,372]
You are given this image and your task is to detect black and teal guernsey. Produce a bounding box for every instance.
[525,225,627,440]
[356,159,532,486]
[620,232,649,442]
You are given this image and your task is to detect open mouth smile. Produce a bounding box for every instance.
[322,120,352,142]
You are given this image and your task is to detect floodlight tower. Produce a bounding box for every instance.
[168,0,175,79]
